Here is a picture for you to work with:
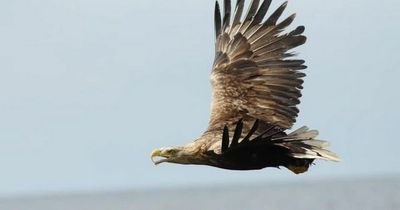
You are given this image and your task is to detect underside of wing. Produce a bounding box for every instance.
[203,119,340,171]
[208,0,307,132]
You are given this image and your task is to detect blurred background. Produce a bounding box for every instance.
[0,0,399,209]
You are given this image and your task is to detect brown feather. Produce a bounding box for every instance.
[208,0,306,134]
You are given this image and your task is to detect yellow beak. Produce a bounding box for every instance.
[151,149,161,163]
[150,148,169,165]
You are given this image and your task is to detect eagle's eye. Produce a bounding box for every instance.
[166,149,178,156]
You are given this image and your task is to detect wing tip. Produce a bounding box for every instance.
[215,1,222,38]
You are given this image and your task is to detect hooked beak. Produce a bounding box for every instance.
[151,149,170,165]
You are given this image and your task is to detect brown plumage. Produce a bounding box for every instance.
[151,0,339,174]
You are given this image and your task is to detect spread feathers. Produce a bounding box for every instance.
[151,0,340,173]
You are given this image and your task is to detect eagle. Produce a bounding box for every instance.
[151,0,340,174]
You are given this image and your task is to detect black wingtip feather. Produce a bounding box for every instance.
[223,0,232,30]
[252,0,272,26]
[291,35,307,48]
[242,119,259,142]
[275,14,296,31]
[231,119,243,148]
[289,26,305,36]
[253,124,277,141]
[215,1,222,38]
[221,125,230,152]
[232,0,245,27]
[264,1,288,27]
[244,0,260,21]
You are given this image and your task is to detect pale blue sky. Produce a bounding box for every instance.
[0,0,399,197]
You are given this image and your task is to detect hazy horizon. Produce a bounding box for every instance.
[1,176,399,210]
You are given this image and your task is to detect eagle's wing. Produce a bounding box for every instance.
[207,0,306,133]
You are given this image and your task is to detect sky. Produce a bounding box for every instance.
[0,0,399,197]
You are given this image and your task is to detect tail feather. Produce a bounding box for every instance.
[274,126,341,162]
[286,126,313,136]
[300,139,330,148]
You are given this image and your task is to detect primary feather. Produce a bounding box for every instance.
[209,0,306,131]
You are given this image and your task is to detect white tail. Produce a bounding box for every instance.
[274,126,341,162]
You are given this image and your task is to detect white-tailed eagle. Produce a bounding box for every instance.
[151,0,339,174]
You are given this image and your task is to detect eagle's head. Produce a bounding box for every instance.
[150,143,204,165]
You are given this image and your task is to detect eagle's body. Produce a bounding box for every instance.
[151,0,339,174]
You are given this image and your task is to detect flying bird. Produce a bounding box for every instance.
[151,0,339,174]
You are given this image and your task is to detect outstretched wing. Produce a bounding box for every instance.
[208,0,306,132]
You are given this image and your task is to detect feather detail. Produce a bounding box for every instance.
[209,0,307,131]
[215,1,222,38]
[223,0,232,31]
[274,127,341,162]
